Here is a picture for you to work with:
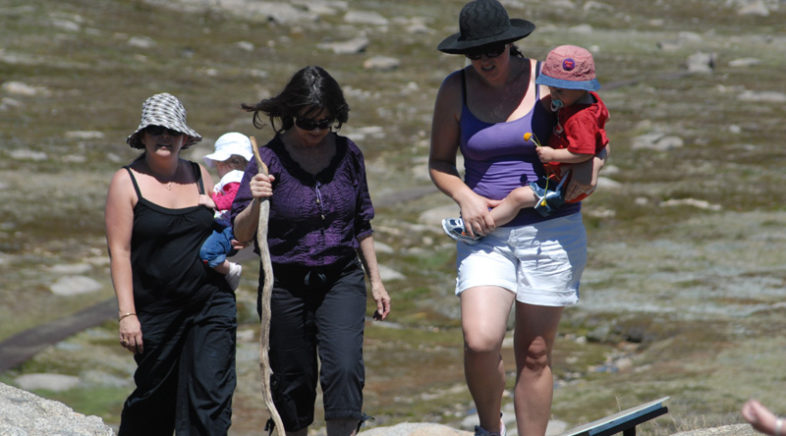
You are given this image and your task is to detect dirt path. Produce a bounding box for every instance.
[0,298,116,372]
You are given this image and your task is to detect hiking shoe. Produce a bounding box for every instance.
[474,421,506,436]
[225,262,242,291]
[442,217,480,244]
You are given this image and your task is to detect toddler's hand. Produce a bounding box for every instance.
[536,146,557,163]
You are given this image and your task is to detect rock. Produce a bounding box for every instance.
[0,96,22,110]
[65,130,105,140]
[419,204,460,228]
[597,176,622,191]
[363,56,400,72]
[48,263,93,274]
[127,35,155,49]
[235,41,254,51]
[672,423,757,435]
[583,1,613,11]
[587,324,612,343]
[632,133,684,151]
[253,3,318,24]
[570,24,594,34]
[14,374,81,392]
[374,241,394,254]
[344,10,389,26]
[736,0,771,16]
[50,275,103,296]
[359,422,471,435]
[660,198,722,211]
[728,57,761,67]
[738,90,786,103]
[401,18,432,35]
[378,264,405,282]
[51,18,81,32]
[318,36,370,54]
[2,81,50,97]
[9,149,48,161]
[344,125,385,141]
[686,52,716,73]
[0,382,113,435]
[546,419,569,435]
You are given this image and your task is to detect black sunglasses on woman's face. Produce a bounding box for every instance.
[146,125,181,137]
[464,43,508,60]
[295,117,333,131]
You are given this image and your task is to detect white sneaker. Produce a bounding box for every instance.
[225,262,242,291]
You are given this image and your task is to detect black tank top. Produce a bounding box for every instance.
[125,161,225,312]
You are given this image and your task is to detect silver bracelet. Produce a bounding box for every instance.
[776,417,783,436]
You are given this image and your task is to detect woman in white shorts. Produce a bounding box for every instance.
[429,1,607,435]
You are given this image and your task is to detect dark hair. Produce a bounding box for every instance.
[509,44,524,58]
[242,66,350,133]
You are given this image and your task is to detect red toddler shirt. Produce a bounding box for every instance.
[545,91,609,203]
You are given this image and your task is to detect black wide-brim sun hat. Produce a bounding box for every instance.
[437,0,535,54]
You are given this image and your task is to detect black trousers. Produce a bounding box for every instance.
[259,259,366,432]
[119,290,237,436]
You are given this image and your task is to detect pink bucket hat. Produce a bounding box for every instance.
[536,45,600,91]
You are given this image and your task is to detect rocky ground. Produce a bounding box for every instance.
[1,0,785,435]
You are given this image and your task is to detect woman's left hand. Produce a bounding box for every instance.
[370,282,391,321]
[564,148,607,202]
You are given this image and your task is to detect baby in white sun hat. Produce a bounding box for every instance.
[199,132,254,290]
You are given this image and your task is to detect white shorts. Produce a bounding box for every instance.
[455,213,587,307]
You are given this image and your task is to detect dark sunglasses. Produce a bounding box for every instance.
[295,117,333,131]
[146,125,181,137]
[464,43,508,61]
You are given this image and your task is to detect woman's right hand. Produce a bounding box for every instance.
[249,173,275,199]
[119,316,143,354]
[458,193,501,238]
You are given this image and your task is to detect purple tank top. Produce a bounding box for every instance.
[459,64,580,226]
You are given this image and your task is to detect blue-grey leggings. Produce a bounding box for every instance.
[258,258,366,432]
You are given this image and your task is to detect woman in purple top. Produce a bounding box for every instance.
[429,1,608,435]
[231,66,390,436]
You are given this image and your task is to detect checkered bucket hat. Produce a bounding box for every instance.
[126,92,202,149]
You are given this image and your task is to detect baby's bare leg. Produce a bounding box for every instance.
[491,186,538,227]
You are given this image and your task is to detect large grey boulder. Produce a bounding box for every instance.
[0,382,114,435]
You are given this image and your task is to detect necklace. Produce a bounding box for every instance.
[146,160,179,190]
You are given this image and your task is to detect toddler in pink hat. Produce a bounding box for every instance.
[534,44,609,202]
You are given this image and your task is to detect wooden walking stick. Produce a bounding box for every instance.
[249,136,285,436]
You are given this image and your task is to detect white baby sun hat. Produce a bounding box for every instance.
[203,132,254,167]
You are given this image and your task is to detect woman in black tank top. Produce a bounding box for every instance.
[105,93,237,435]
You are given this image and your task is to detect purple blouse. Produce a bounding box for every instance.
[230,133,374,268]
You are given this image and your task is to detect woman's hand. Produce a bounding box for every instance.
[119,315,143,354]
[231,239,248,251]
[249,173,274,199]
[458,192,502,237]
[563,150,606,202]
[370,282,391,321]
